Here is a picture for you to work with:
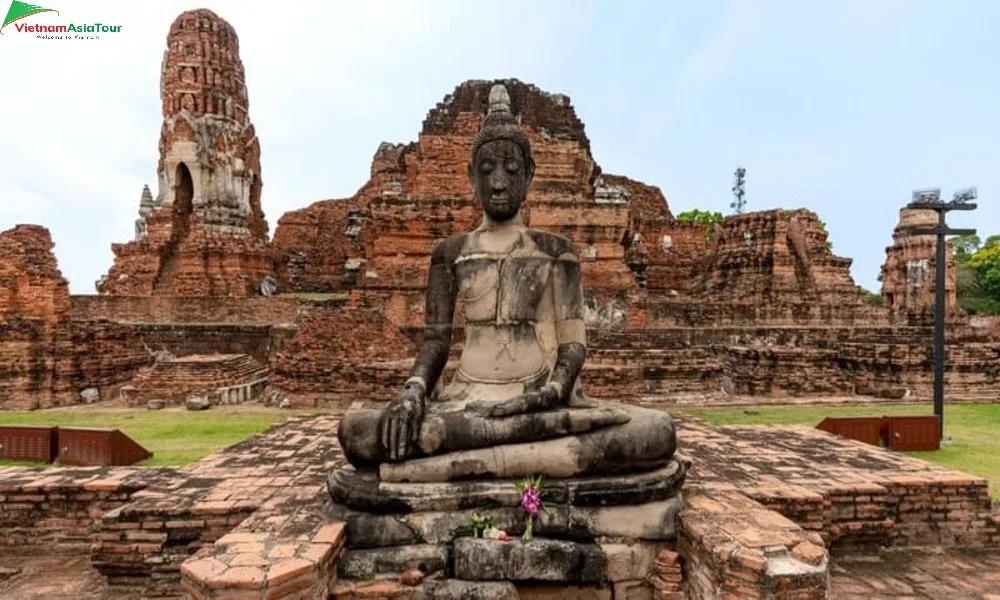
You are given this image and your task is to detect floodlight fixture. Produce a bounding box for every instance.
[912,187,941,204]
[951,187,977,204]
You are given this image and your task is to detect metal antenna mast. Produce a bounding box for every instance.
[730,167,746,215]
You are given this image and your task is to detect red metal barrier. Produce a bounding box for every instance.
[816,415,940,451]
[56,428,153,466]
[885,416,941,451]
[0,426,59,463]
[816,417,884,447]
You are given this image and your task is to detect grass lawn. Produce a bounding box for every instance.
[681,403,1000,500]
[0,407,320,467]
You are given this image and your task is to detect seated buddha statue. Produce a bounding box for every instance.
[337,84,677,484]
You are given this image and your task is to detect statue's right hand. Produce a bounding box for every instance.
[379,382,425,462]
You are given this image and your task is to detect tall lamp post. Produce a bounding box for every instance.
[906,187,978,439]
[730,167,746,215]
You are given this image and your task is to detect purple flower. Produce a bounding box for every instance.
[521,484,542,516]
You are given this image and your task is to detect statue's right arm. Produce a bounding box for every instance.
[404,236,460,398]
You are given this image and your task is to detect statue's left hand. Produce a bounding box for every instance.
[470,384,560,418]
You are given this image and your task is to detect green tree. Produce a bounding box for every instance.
[676,209,725,240]
[858,286,882,306]
[969,244,1000,299]
[951,234,981,265]
[957,234,1000,314]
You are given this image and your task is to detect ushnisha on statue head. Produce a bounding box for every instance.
[468,84,536,223]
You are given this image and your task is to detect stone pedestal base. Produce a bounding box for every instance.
[326,458,687,592]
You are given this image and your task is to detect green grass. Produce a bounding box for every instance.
[681,403,1000,499]
[0,407,318,467]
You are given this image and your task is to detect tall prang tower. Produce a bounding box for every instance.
[98,9,273,297]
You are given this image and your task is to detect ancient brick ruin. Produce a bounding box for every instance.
[3,415,999,598]
[3,69,998,409]
[881,205,959,317]
[98,9,273,298]
[263,79,999,405]
[2,8,1000,600]
[0,225,149,410]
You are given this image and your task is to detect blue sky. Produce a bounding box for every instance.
[1,0,996,293]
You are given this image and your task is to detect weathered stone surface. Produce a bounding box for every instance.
[568,497,684,540]
[98,8,273,297]
[412,580,518,600]
[453,538,606,583]
[328,459,686,514]
[517,585,612,600]
[598,541,668,582]
[328,492,684,549]
[337,544,448,580]
[185,395,211,411]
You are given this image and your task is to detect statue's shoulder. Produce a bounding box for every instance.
[430,234,468,265]
[525,229,579,260]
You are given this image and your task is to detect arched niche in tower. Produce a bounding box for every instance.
[174,162,195,234]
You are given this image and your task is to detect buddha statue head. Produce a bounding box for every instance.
[468,84,535,223]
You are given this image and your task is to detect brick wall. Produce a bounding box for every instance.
[0,467,175,555]
[71,295,301,324]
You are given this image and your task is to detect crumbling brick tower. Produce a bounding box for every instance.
[98,9,273,297]
[880,206,959,318]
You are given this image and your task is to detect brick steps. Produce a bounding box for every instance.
[126,353,269,405]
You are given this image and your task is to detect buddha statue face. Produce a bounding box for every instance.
[470,139,534,223]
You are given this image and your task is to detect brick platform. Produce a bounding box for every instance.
[0,465,178,554]
[831,548,1000,598]
[678,487,828,599]
[3,412,999,599]
[92,415,345,596]
[679,417,1000,551]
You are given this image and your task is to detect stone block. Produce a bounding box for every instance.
[598,541,667,582]
[453,538,606,583]
[412,580,518,600]
[186,396,211,411]
[338,545,448,580]
[517,584,611,600]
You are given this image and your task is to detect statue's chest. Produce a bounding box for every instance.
[454,255,552,322]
